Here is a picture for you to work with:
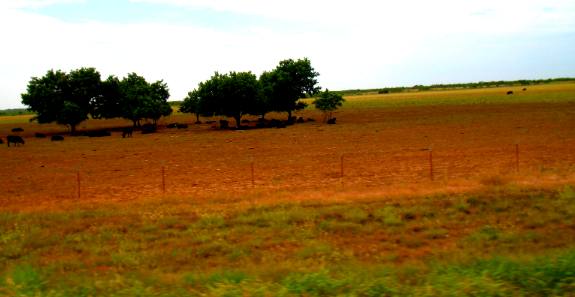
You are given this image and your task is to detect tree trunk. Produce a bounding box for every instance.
[132,120,138,128]
[234,115,242,129]
[196,113,200,123]
[287,110,292,121]
[70,124,77,135]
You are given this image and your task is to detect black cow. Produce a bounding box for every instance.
[11,127,24,133]
[167,123,178,128]
[141,123,157,134]
[507,91,514,95]
[176,123,188,129]
[327,118,337,124]
[122,127,133,138]
[35,133,46,138]
[7,135,25,147]
[85,130,111,137]
[296,117,305,123]
[219,120,229,129]
[523,88,527,91]
[0,138,3,144]
[51,135,64,141]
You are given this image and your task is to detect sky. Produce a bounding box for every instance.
[0,0,574,109]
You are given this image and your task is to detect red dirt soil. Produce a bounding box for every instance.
[1,102,575,210]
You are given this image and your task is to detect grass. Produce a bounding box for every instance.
[1,186,575,295]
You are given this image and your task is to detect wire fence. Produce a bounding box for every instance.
[2,143,575,202]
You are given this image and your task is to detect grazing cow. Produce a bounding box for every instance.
[241,119,250,124]
[122,127,133,138]
[11,127,24,133]
[51,135,64,141]
[506,91,514,95]
[219,120,229,129]
[85,130,111,137]
[0,138,3,144]
[7,135,25,147]
[523,88,527,91]
[141,123,157,134]
[205,120,216,124]
[327,118,337,124]
[176,123,188,129]
[195,120,202,124]
[35,133,46,138]
[296,117,305,123]
[167,123,178,128]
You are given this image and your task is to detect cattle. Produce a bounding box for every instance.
[205,120,216,124]
[11,127,24,133]
[507,91,514,95]
[35,133,46,138]
[523,88,527,91]
[296,117,305,123]
[122,127,133,138]
[51,135,64,141]
[307,118,316,122]
[327,118,337,124]
[167,123,178,128]
[7,135,25,147]
[241,119,250,124]
[141,123,157,134]
[176,123,188,129]
[0,138,3,144]
[85,130,111,137]
[219,120,229,129]
[195,120,202,124]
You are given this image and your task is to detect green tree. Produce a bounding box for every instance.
[260,58,320,120]
[144,80,172,125]
[180,89,203,123]
[313,89,345,122]
[92,75,122,119]
[21,68,101,134]
[184,71,261,128]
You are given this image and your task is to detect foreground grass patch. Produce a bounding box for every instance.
[1,186,575,295]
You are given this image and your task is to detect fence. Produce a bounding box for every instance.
[2,143,575,202]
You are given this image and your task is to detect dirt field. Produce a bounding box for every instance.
[1,84,575,209]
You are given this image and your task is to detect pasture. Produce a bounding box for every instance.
[1,83,575,296]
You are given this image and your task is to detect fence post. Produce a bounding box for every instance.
[429,148,434,181]
[76,170,81,199]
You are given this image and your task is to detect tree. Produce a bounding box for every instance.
[260,58,321,120]
[92,75,122,119]
[144,80,172,125]
[117,73,149,127]
[21,67,101,134]
[180,89,203,123]
[183,71,261,128]
[313,89,345,122]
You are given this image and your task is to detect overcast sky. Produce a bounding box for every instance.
[1,0,574,108]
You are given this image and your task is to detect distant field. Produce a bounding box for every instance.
[1,82,575,296]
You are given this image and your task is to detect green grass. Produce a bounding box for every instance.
[2,186,575,295]
[336,83,575,110]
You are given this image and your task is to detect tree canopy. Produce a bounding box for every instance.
[22,68,172,132]
[181,58,321,125]
[21,68,101,134]
[313,89,345,121]
[183,71,262,128]
[260,58,321,119]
